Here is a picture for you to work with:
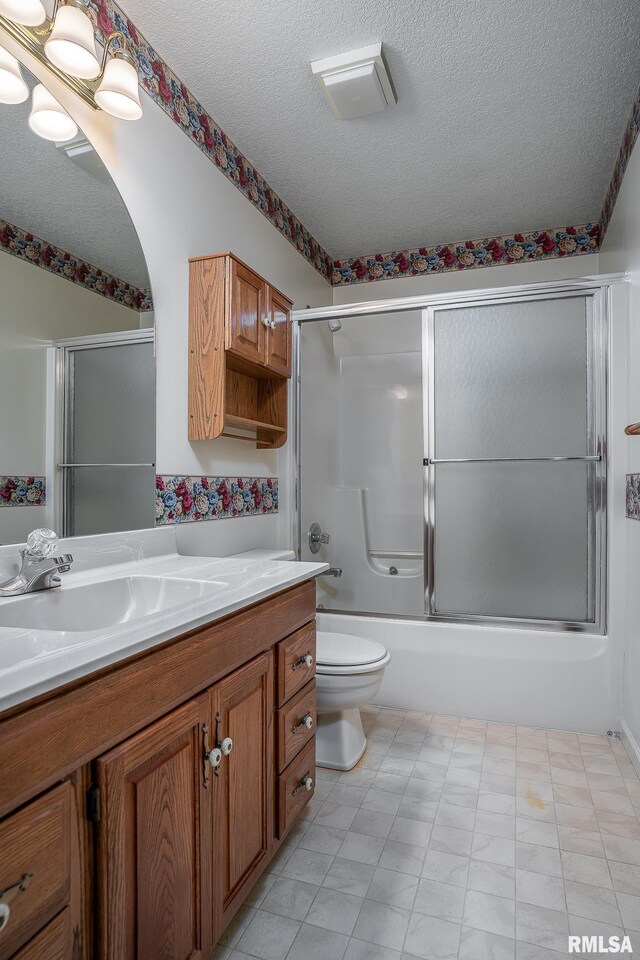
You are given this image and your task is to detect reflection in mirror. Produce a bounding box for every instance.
[0,62,155,544]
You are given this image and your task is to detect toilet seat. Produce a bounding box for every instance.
[316,632,391,676]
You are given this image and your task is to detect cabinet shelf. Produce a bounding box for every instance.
[224,415,286,435]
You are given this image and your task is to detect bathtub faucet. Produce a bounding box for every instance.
[320,567,343,578]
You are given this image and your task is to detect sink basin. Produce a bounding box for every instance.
[0,576,228,634]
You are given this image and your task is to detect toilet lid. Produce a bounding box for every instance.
[316,632,388,667]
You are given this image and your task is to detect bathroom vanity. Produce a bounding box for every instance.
[0,538,324,960]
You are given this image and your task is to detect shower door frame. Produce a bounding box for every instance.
[293,273,620,634]
[50,327,156,537]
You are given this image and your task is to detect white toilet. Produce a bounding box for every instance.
[316,632,391,770]
[231,549,391,771]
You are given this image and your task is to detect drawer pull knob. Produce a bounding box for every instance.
[293,713,314,733]
[292,653,313,670]
[292,773,313,797]
[207,746,222,769]
[220,736,233,756]
[261,316,271,327]
[0,873,33,934]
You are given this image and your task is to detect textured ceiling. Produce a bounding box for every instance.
[117,0,638,258]
[0,68,150,288]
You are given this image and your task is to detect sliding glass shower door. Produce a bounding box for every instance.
[424,291,605,628]
[298,283,606,631]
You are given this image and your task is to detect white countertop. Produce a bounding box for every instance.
[0,532,327,714]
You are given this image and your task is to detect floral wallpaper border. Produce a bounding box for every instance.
[627,474,640,521]
[88,0,333,283]
[600,84,640,236]
[87,1,634,287]
[0,218,153,312]
[330,224,600,286]
[0,476,46,507]
[156,475,277,525]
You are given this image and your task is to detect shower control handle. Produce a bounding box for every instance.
[308,522,330,554]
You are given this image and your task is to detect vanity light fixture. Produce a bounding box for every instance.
[0,41,28,101]
[0,0,46,28]
[0,0,143,120]
[44,0,100,79]
[29,81,77,140]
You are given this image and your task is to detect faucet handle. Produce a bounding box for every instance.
[25,528,59,560]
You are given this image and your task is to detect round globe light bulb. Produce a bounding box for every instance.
[0,43,29,103]
[28,83,78,141]
[95,54,142,120]
[0,0,46,26]
[44,2,100,80]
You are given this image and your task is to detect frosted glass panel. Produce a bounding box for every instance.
[433,460,594,622]
[70,342,155,463]
[434,298,589,459]
[68,465,156,536]
[341,352,423,554]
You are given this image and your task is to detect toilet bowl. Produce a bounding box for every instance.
[229,549,391,771]
[316,632,391,770]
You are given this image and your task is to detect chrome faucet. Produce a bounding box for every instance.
[0,529,73,597]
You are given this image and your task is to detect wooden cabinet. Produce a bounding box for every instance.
[210,652,273,940]
[226,257,267,367]
[266,287,292,378]
[0,783,74,960]
[189,252,292,446]
[95,697,211,960]
[0,580,317,960]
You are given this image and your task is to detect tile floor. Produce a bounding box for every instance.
[215,707,640,959]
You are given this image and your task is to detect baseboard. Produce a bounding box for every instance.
[620,718,640,778]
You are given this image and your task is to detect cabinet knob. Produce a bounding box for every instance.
[220,737,233,756]
[206,746,222,769]
[0,873,33,933]
[270,319,276,330]
[293,713,314,733]
[293,772,314,796]
[292,653,313,670]
[261,317,271,328]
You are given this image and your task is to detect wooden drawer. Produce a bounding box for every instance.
[10,909,71,960]
[0,783,72,960]
[277,680,316,774]
[276,623,316,706]
[276,736,316,839]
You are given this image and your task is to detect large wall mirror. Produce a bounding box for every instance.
[0,62,155,545]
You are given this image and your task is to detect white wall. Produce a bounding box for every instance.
[333,253,599,304]
[1,30,332,558]
[600,138,640,761]
[0,249,138,544]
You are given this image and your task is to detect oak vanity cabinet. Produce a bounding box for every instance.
[95,698,211,960]
[188,252,292,446]
[0,580,316,960]
[211,652,274,940]
[94,658,274,956]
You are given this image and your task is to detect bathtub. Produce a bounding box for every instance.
[317,612,614,734]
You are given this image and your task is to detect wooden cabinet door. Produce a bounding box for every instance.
[211,652,273,940]
[266,288,292,377]
[226,258,267,367]
[95,697,211,960]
